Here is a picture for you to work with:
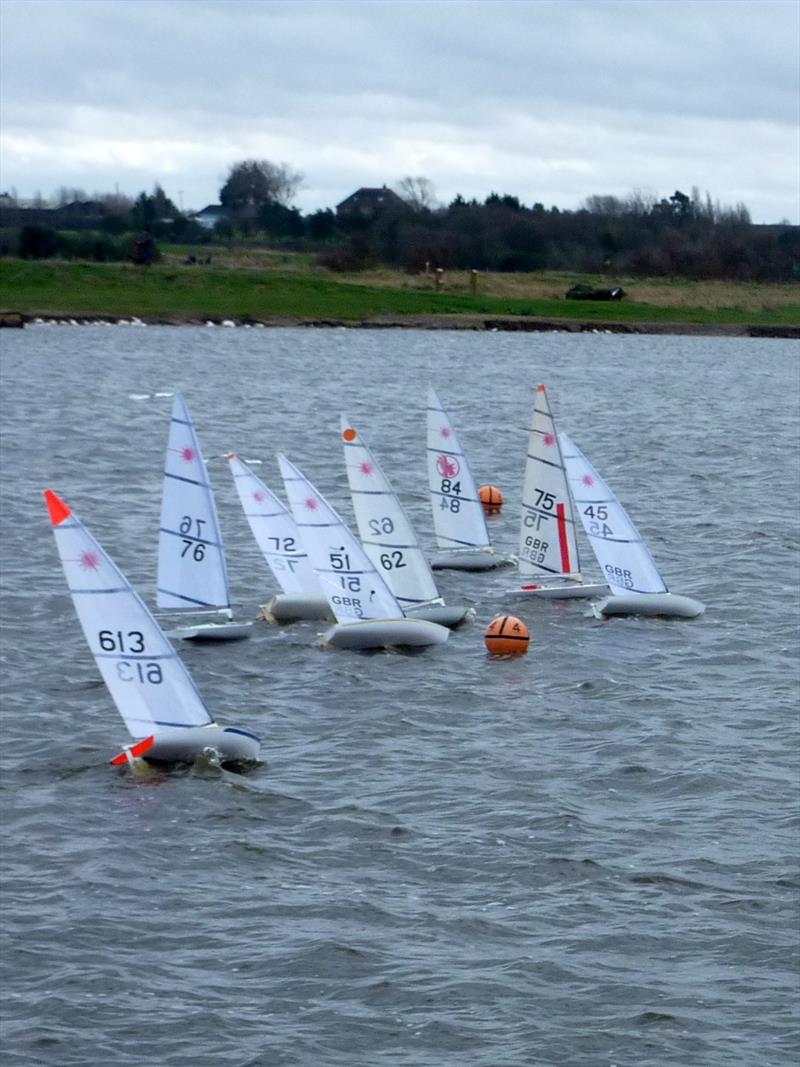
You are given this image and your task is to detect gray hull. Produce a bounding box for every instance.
[597,592,706,619]
[261,593,334,623]
[144,725,261,765]
[405,604,474,628]
[430,550,513,572]
[512,581,610,600]
[323,617,450,650]
[171,620,253,642]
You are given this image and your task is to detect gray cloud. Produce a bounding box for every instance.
[1,0,798,221]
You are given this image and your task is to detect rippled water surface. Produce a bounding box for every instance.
[1,325,798,1066]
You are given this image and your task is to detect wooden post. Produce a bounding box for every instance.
[470,269,478,295]
[435,268,444,291]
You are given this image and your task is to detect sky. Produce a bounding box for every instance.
[1,0,798,223]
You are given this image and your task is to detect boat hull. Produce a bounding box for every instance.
[144,725,261,765]
[430,550,513,572]
[323,617,450,650]
[405,604,475,628]
[596,592,705,619]
[261,592,334,623]
[512,582,610,600]
[170,620,253,642]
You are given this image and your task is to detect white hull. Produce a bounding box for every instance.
[431,549,513,572]
[405,603,475,628]
[261,593,334,623]
[170,620,252,642]
[512,581,610,600]
[145,725,260,765]
[596,593,705,619]
[323,617,450,650]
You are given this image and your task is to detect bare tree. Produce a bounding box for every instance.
[219,160,304,211]
[395,176,438,212]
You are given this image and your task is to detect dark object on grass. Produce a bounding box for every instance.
[566,284,625,301]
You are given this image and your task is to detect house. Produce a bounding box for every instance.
[192,204,227,230]
[335,185,406,221]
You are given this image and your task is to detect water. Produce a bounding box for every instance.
[1,325,798,1066]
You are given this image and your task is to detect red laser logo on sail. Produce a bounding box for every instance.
[436,455,460,479]
[79,550,100,571]
[543,433,556,447]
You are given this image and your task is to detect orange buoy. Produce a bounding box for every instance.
[484,615,530,656]
[479,484,504,514]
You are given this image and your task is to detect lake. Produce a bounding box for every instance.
[1,324,798,1066]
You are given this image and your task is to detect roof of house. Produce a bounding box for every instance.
[336,186,405,212]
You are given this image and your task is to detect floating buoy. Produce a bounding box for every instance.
[484,614,530,655]
[479,484,504,514]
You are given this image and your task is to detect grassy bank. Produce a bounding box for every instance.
[1,258,798,330]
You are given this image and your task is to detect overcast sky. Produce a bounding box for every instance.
[1,0,798,222]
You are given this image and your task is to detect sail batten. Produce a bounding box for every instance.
[227,454,321,597]
[278,453,403,623]
[426,387,491,551]
[156,394,230,612]
[518,385,582,580]
[46,490,215,738]
[560,432,668,596]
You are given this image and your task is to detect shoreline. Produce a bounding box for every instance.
[1,310,797,338]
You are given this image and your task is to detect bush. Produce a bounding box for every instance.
[18,225,61,259]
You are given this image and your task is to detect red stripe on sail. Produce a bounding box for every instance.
[557,502,571,573]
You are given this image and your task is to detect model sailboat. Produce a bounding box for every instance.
[513,384,608,599]
[44,489,260,766]
[340,417,471,628]
[560,433,705,618]
[426,386,512,571]
[157,394,251,640]
[278,454,449,650]
[227,453,332,622]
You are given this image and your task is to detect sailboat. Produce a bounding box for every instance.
[157,394,251,641]
[278,454,449,650]
[512,384,609,599]
[227,453,332,622]
[44,489,260,766]
[426,386,513,570]
[560,433,705,619]
[340,417,472,628]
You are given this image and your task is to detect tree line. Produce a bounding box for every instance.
[2,160,797,281]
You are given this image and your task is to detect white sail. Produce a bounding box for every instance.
[426,386,490,550]
[519,384,582,579]
[227,454,321,596]
[157,393,230,612]
[45,489,215,739]
[340,416,442,609]
[277,454,403,623]
[559,432,668,596]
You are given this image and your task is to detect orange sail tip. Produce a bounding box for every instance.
[536,384,546,392]
[342,427,357,442]
[44,489,71,526]
[226,452,237,459]
[110,735,155,765]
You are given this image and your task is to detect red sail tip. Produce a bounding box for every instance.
[110,735,155,765]
[536,384,546,392]
[226,452,236,459]
[44,489,71,526]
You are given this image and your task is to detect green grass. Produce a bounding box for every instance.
[1,259,798,327]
